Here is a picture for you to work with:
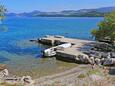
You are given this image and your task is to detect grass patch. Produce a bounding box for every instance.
[77,74,86,78]
[87,69,101,75]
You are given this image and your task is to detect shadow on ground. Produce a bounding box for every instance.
[109,68,115,75]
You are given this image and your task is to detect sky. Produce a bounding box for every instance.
[1,0,115,13]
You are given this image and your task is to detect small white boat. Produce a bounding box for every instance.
[43,48,56,57]
[43,43,72,57]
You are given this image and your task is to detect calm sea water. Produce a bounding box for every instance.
[0,17,103,73]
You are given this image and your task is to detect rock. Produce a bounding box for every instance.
[100,58,105,65]
[2,69,9,76]
[90,57,95,64]
[95,58,101,66]
[103,58,113,65]
[78,54,90,63]
[88,50,102,58]
[20,76,34,86]
[107,52,111,59]
[85,55,91,63]
[0,69,9,79]
[0,64,6,71]
[78,55,85,63]
[112,58,115,65]
[94,42,113,51]
[111,52,115,58]
[101,52,108,58]
[75,57,79,61]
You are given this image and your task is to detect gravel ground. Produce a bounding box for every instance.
[34,65,115,86]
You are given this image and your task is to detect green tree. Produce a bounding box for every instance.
[91,11,115,44]
[0,5,7,31]
[0,5,6,20]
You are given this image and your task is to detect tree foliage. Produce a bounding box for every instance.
[0,5,6,20]
[91,11,115,44]
[0,5,7,31]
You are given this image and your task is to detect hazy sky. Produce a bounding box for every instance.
[1,0,115,13]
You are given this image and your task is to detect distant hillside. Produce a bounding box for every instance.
[6,7,115,17]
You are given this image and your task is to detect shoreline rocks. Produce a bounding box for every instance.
[0,69,34,86]
[38,35,115,66]
[0,64,6,71]
[0,69,8,79]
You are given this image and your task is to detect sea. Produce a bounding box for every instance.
[0,17,103,77]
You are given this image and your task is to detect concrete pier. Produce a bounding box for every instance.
[38,35,115,65]
[39,35,93,46]
[39,35,95,63]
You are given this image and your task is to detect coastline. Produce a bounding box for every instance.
[4,36,95,78]
[0,36,115,86]
[4,35,113,78]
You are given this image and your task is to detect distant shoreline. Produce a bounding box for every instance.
[6,6,115,18]
[6,16,104,18]
[32,16,104,17]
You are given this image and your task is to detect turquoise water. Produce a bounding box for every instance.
[0,17,103,73]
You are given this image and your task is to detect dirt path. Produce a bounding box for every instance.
[34,65,91,86]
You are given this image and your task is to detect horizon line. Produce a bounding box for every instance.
[7,6,115,13]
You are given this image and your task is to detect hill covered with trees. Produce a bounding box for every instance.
[7,7,115,17]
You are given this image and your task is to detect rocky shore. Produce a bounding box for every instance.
[0,65,114,86]
[0,36,114,86]
[31,35,115,86]
[0,67,34,86]
[38,35,115,66]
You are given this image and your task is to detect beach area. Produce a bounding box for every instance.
[0,35,114,86]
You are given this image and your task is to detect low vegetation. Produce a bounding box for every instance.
[77,74,86,78]
[0,5,6,20]
[87,69,101,75]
